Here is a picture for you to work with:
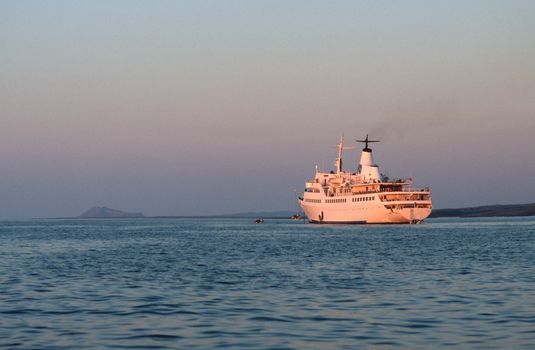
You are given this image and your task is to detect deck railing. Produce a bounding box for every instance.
[321,186,431,198]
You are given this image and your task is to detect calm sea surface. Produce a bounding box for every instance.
[1,217,534,349]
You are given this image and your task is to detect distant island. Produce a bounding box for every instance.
[430,203,535,218]
[78,206,144,218]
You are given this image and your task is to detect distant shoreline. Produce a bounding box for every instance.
[429,203,535,218]
[45,215,295,220]
[41,203,535,220]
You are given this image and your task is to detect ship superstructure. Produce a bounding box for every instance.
[298,135,432,224]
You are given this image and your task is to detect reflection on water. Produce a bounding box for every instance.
[0,217,534,349]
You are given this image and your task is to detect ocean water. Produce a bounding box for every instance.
[0,217,534,349]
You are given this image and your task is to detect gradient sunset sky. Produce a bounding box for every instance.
[2,1,535,218]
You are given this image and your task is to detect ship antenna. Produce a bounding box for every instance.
[334,134,355,174]
[356,134,380,151]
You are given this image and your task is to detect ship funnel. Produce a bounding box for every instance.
[356,135,380,181]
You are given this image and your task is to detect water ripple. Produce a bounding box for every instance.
[0,217,534,349]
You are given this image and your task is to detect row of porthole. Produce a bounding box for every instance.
[352,196,374,202]
[304,198,321,203]
[305,196,375,204]
[326,198,347,203]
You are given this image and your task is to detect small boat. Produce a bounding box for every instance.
[291,214,302,220]
[254,218,264,224]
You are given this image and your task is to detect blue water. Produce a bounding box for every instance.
[1,217,534,349]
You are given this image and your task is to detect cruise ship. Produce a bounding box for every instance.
[298,135,432,224]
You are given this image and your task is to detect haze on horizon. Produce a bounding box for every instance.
[2,1,535,219]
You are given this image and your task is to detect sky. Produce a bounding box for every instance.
[1,0,535,218]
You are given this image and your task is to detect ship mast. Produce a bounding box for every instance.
[334,134,354,174]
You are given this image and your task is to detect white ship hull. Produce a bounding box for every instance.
[299,195,432,224]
